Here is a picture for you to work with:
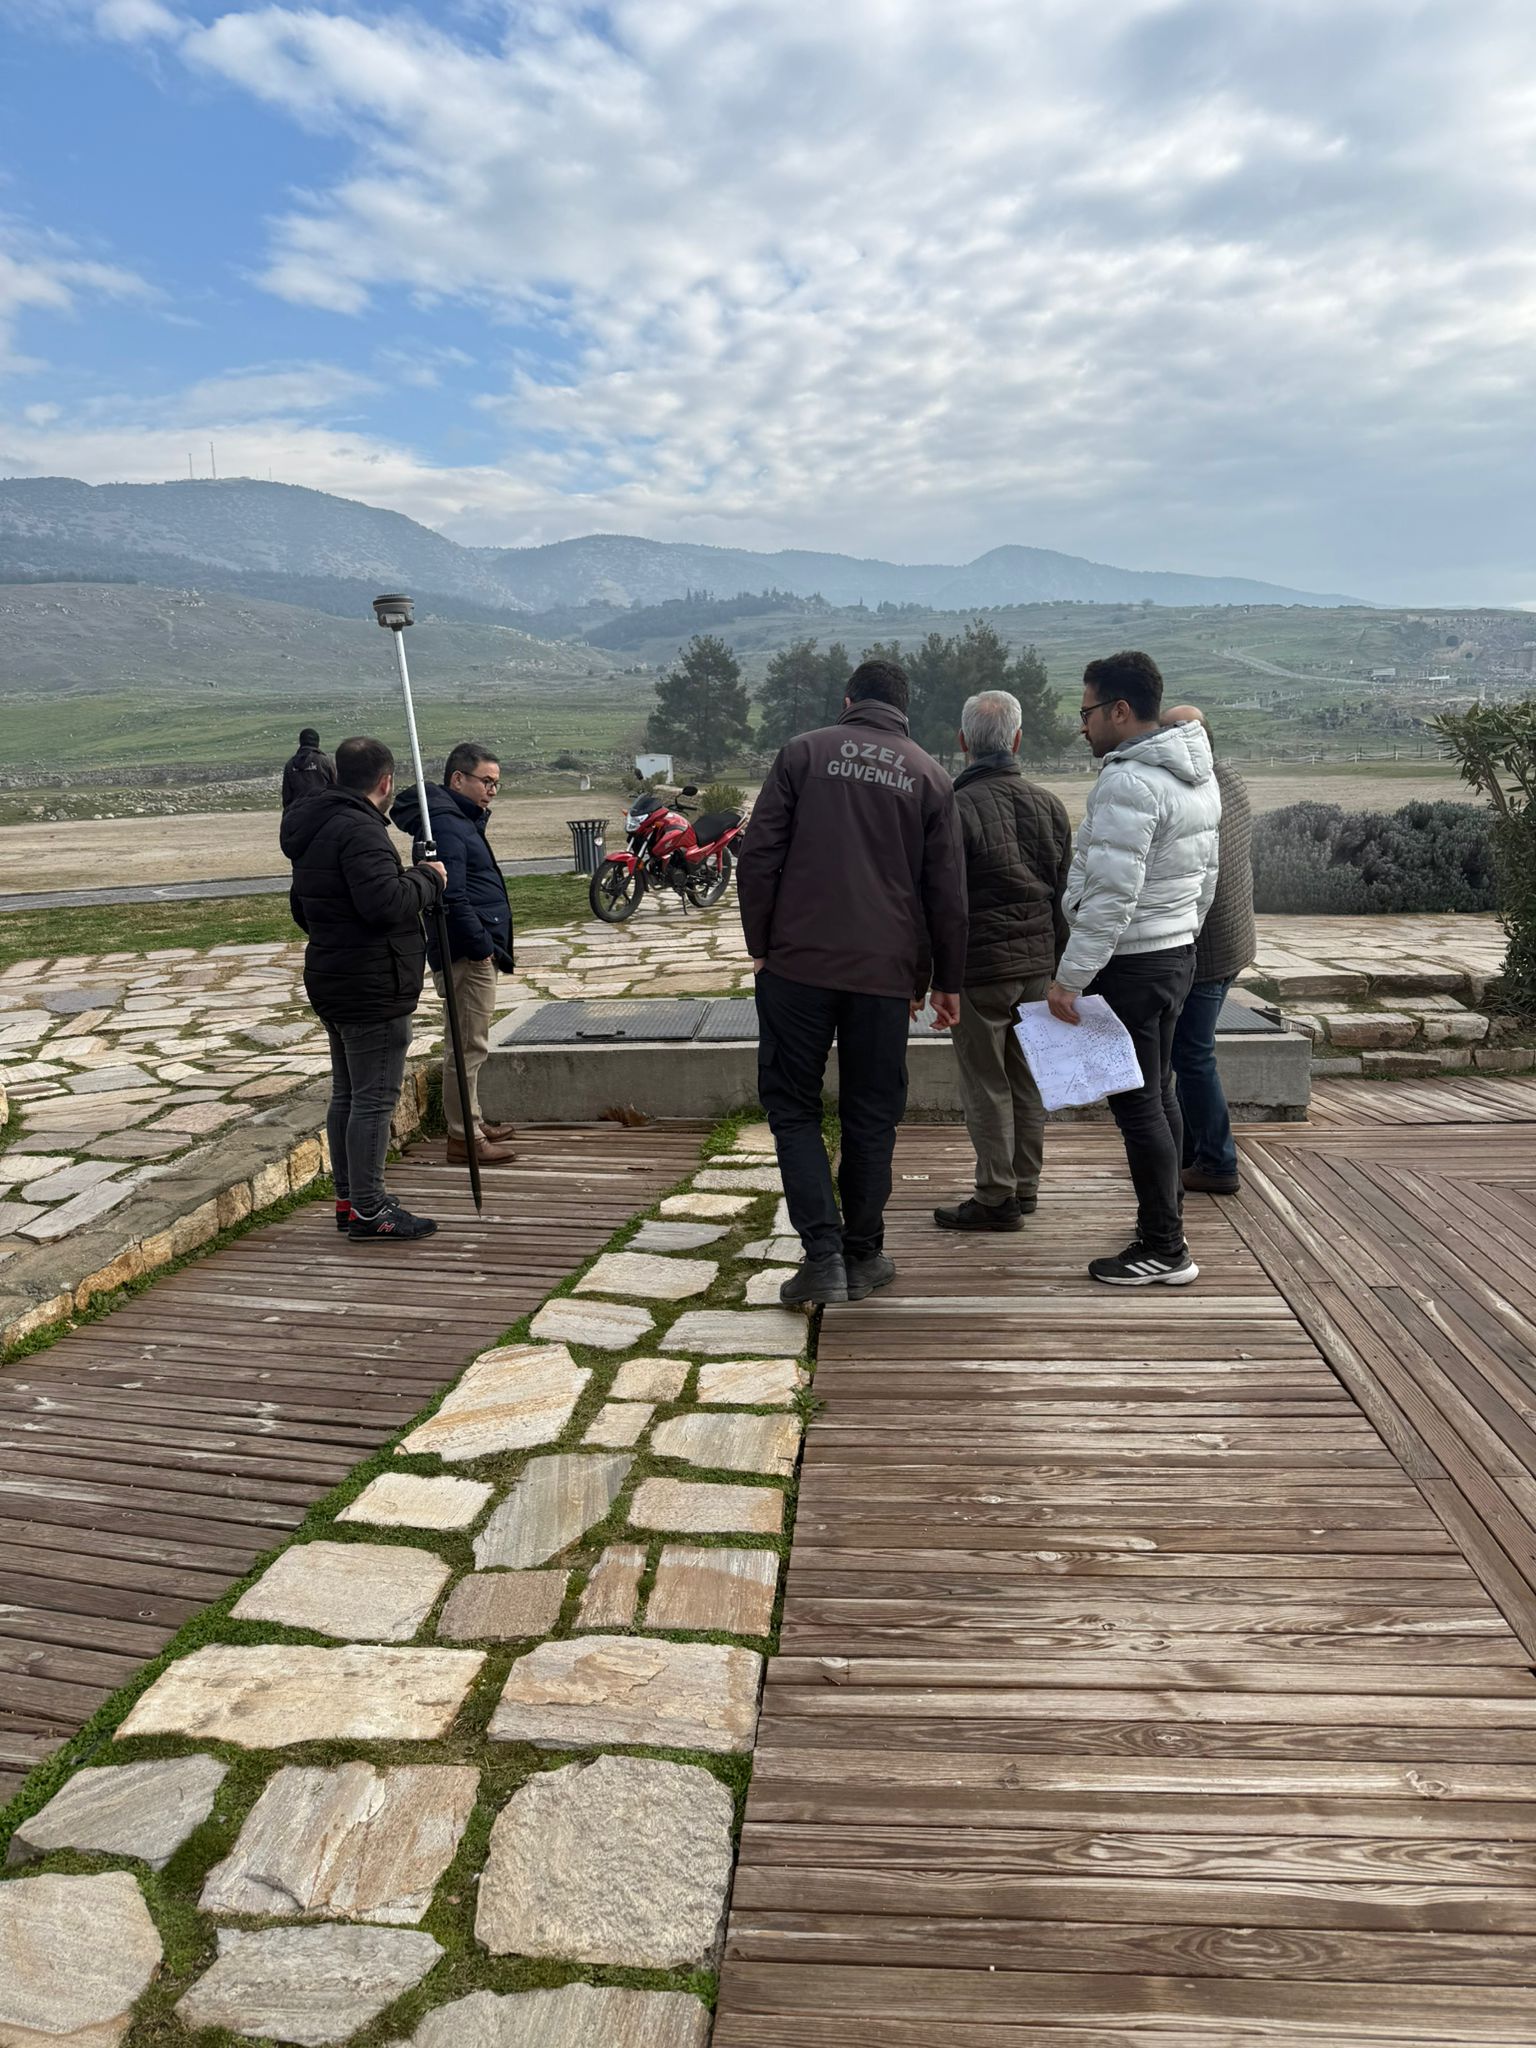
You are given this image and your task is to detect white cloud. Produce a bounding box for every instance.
[94,0,179,41]
[0,219,149,374]
[14,0,1536,597]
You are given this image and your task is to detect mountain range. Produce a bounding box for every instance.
[0,475,1363,613]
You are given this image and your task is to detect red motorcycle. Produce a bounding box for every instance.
[588,784,745,923]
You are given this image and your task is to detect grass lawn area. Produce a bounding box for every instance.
[0,872,590,971]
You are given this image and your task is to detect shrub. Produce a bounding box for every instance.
[1252,800,1497,916]
[697,781,747,814]
[1432,702,1536,1016]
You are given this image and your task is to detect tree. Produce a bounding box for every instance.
[646,634,752,772]
[1006,642,1071,760]
[757,639,826,749]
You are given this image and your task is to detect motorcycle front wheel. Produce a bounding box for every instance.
[684,846,734,908]
[589,859,645,923]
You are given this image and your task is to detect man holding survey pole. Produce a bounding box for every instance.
[1046,651,1221,1286]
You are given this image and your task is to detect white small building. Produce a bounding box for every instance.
[634,753,673,780]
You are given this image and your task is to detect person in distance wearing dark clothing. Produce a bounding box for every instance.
[934,687,1072,1234]
[1046,652,1220,1287]
[281,736,446,1242]
[1163,704,1255,1196]
[281,727,335,809]
[391,742,518,1167]
[737,656,969,1308]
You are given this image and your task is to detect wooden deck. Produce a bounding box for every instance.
[718,1092,1536,2047]
[0,1122,703,1804]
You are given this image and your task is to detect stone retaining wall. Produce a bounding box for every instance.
[0,1064,431,1354]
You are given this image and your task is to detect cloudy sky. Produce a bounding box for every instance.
[1,0,1532,603]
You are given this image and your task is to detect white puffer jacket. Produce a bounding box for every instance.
[1056,722,1222,992]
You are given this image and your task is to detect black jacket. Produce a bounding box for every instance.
[1197,759,1256,983]
[281,787,443,1026]
[389,783,514,972]
[953,755,1073,986]
[281,744,336,809]
[737,701,968,1000]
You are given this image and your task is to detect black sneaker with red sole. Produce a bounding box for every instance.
[347,1197,438,1242]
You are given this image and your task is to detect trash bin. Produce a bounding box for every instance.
[567,817,608,875]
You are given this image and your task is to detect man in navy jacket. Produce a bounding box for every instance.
[391,741,517,1164]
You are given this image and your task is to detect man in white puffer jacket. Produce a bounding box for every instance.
[1046,651,1220,1286]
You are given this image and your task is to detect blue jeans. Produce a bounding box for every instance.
[1171,976,1238,1180]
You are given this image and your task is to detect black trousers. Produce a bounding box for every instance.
[323,1013,413,1212]
[755,969,910,1260]
[1089,945,1196,1257]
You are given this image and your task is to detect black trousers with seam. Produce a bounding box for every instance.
[1088,944,1196,1257]
[755,968,910,1261]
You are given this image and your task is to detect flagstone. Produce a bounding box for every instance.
[611,1357,690,1401]
[64,1062,156,1093]
[697,1357,807,1407]
[658,1191,752,1219]
[118,1645,484,1746]
[646,1546,779,1636]
[576,1544,646,1629]
[651,1410,802,1478]
[0,1200,45,1234]
[146,1100,253,1135]
[200,1763,477,1924]
[489,1635,761,1751]
[575,1250,717,1302]
[438,1570,569,1641]
[694,1165,783,1192]
[744,1266,802,1305]
[43,985,124,1015]
[15,1157,124,1202]
[664,1307,807,1356]
[475,1755,734,1967]
[584,1400,654,1448]
[83,1129,183,1159]
[770,1197,792,1236]
[629,1220,727,1251]
[0,1870,162,2047]
[529,1297,654,1350]
[0,1151,75,1182]
[737,1236,803,1262]
[178,1925,441,2045]
[8,1756,227,1870]
[396,1343,588,1461]
[631,1478,785,1536]
[339,1473,492,1531]
[391,1984,710,2048]
[232,1540,451,1641]
[20,1177,147,1241]
[730,1124,777,1152]
[474,1453,632,1568]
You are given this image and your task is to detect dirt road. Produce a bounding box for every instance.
[0,770,1478,897]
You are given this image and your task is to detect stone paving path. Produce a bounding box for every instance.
[0,1121,807,2046]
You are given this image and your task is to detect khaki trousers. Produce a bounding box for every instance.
[432,954,497,1139]
[953,973,1053,1206]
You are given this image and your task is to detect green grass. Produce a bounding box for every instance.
[0,874,591,971]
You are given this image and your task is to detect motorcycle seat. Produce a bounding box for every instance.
[691,809,742,843]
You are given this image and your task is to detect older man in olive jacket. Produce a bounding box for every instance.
[934,689,1072,1232]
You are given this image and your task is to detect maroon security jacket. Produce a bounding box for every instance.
[737,700,969,1000]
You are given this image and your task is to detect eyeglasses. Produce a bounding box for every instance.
[1079,699,1110,723]
[463,770,500,793]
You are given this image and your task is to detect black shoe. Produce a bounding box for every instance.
[779,1254,849,1306]
[1182,1166,1240,1196]
[845,1251,896,1301]
[1088,1240,1198,1287]
[934,1196,1026,1232]
[335,1201,352,1233]
[348,1197,438,1242]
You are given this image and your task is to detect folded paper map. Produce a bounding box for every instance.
[1012,995,1144,1111]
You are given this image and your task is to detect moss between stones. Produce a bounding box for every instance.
[0,1111,823,2047]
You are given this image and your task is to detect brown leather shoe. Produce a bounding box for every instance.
[479,1120,517,1142]
[447,1134,516,1165]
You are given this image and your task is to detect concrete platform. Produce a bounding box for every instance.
[480,997,1312,1125]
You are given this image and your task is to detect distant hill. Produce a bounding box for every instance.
[0,475,1363,612]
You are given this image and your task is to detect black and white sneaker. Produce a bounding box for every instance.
[348,1197,438,1242]
[1088,1240,1199,1286]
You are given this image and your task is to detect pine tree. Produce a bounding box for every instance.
[757,638,829,749]
[1007,641,1070,760]
[645,634,752,773]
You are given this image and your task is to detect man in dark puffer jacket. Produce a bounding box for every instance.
[934,689,1073,1231]
[390,740,517,1166]
[282,736,446,1242]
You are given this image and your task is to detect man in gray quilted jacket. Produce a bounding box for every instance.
[1046,651,1221,1286]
